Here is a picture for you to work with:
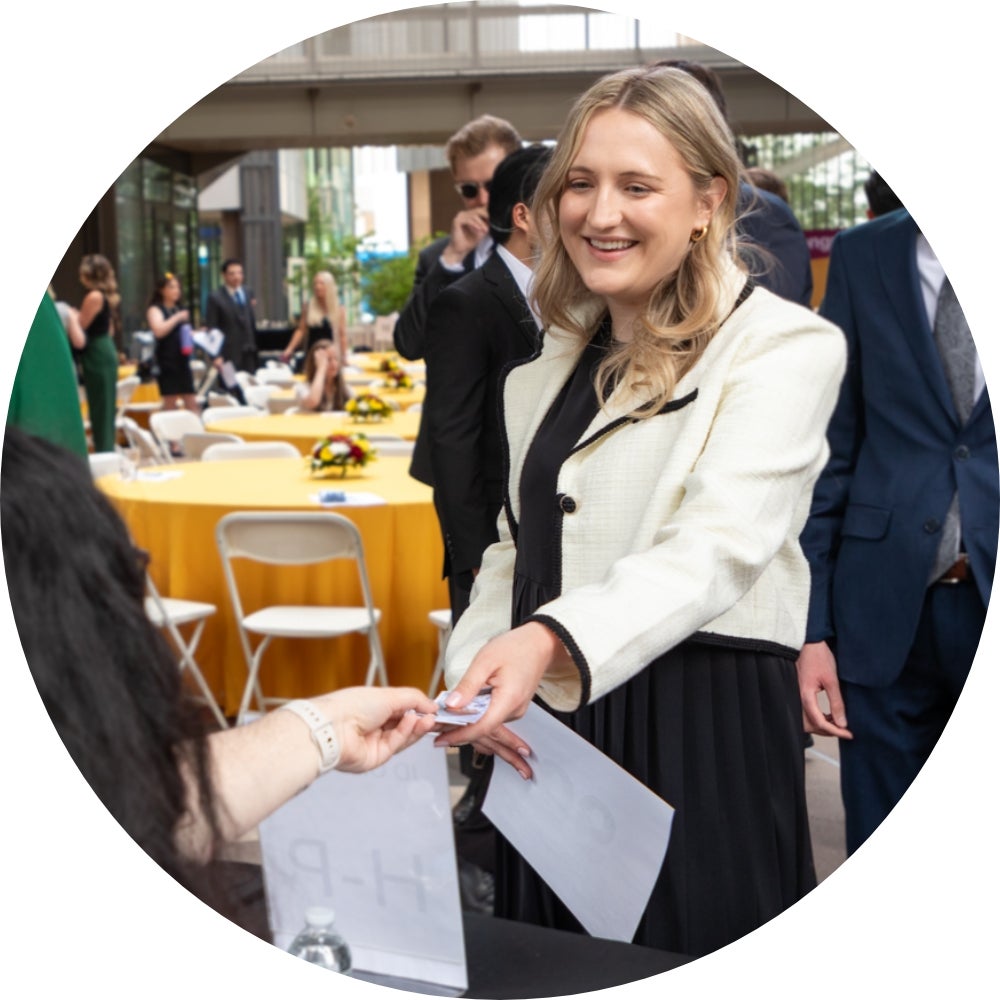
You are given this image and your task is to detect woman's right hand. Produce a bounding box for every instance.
[432,622,571,778]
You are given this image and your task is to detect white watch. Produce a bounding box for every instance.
[280,699,340,773]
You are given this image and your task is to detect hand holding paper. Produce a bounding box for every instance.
[432,621,573,778]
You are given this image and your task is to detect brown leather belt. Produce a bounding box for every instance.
[938,554,971,584]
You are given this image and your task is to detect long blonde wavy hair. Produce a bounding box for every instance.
[306,271,341,327]
[531,66,747,418]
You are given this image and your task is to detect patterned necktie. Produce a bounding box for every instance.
[932,278,975,422]
[234,288,245,307]
[928,277,976,583]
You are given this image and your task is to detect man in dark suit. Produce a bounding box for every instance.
[392,114,522,374]
[423,144,551,622]
[420,145,551,913]
[799,207,997,854]
[205,258,259,372]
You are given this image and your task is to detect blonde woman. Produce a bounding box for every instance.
[282,270,348,365]
[434,67,846,957]
[76,253,121,452]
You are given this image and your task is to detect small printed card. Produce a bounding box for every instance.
[432,689,492,726]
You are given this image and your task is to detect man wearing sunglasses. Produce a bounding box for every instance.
[393,115,522,377]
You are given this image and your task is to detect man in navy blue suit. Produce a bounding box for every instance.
[799,206,997,854]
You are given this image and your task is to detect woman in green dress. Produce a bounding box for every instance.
[76,253,121,453]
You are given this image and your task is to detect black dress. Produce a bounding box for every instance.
[307,317,332,350]
[497,324,816,959]
[153,304,195,396]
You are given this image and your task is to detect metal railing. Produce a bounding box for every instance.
[234,3,711,83]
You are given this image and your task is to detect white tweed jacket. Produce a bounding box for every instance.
[444,269,847,712]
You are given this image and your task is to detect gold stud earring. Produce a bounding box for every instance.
[690,225,709,244]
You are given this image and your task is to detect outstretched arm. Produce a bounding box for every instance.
[175,686,439,860]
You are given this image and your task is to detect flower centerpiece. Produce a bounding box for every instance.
[381,368,415,390]
[309,432,377,477]
[346,393,393,422]
[378,354,402,373]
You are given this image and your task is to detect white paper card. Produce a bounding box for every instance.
[193,327,224,357]
[258,736,467,995]
[483,703,675,943]
[310,491,388,507]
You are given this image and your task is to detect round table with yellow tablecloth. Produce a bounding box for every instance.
[98,454,447,717]
[205,410,423,454]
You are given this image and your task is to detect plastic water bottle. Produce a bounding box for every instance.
[287,906,353,975]
[179,322,194,355]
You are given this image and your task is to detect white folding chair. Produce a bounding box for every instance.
[370,439,414,457]
[144,574,228,729]
[244,384,275,410]
[180,431,244,460]
[267,394,298,415]
[427,608,452,697]
[119,416,171,464]
[88,451,125,480]
[255,368,296,388]
[202,405,266,426]
[201,441,300,462]
[150,409,204,457]
[115,376,140,424]
[216,511,388,725]
[207,391,239,408]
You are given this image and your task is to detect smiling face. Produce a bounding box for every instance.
[558,107,723,338]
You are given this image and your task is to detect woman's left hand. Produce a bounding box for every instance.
[315,686,440,773]
[432,622,570,779]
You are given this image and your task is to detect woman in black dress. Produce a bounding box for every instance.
[147,273,198,414]
[434,66,846,958]
[281,270,348,367]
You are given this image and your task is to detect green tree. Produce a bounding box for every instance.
[361,249,418,317]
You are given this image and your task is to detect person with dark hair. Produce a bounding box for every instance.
[205,258,258,372]
[76,253,122,452]
[434,66,844,957]
[746,166,790,204]
[863,169,904,218]
[147,272,199,414]
[655,59,814,307]
[1,425,440,914]
[421,143,551,621]
[392,114,523,374]
[419,142,553,914]
[294,338,352,412]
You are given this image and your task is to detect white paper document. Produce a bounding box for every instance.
[483,703,675,943]
[192,327,224,357]
[258,736,467,995]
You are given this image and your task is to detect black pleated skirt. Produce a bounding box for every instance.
[494,638,816,958]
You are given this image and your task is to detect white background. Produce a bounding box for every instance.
[1,2,995,997]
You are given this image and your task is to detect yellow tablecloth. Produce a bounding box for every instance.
[99,455,447,715]
[206,410,423,453]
